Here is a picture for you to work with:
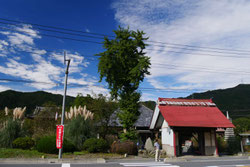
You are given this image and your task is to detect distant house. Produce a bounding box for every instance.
[29,106,59,119]
[109,104,153,144]
[150,98,235,157]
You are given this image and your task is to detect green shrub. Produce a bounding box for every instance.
[0,119,24,148]
[119,130,138,142]
[243,145,250,152]
[36,136,76,154]
[233,117,250,135]
[82,138,109,153]
[217,136,227,153]
[226,137,241,155]
[65,116,94,150]
[96,138,109,152]
[13,137,35,150]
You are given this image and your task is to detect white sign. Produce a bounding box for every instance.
[159,100,216,106]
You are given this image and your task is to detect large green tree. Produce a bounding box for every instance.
[97,27,150,139]
[90,94,118,138]
[233,117,250,135]
[72,93,94,108]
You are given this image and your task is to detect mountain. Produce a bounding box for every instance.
[0,90,75,114]
[1,84,250,118]
[186,84,250,119]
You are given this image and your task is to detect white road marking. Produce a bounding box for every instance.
[206,165,250,167]
[120,162,179,167]
[62,163,70,167]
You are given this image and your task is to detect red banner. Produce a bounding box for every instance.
[56,125,64,149]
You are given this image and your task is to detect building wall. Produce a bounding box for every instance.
[162,144,175,156]
[161,120,175,156]
[161,120,174,146]
[150,106,160,129]
[204,130,217,155]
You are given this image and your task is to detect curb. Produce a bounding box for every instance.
[164,158,187,162]
[164,156,250,163]
[0,158,106,164]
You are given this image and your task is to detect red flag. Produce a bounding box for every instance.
[56,125,64,149]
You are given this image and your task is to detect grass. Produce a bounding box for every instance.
[0,148,123,159]
[0,148,44,158]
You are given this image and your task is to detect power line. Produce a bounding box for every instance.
[0,78,210,93]
[1,24,250,60]
[153,65,250,75]
[0,26,102,44]
[0,47,97,62]
[153,62,250,75]
[2,47,250,76]
[1,17,250,54]
[0,21,105,40]
[2,20,249,56]
[1,24,250,76]
[2,24,249,59]
[2,23,250,59]
[0,17,114,38]
[146,41,250,54]
[0,78,60,85]
[146,44,250,55]
[146,48,250,59]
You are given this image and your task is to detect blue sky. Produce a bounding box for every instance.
[1,0,250,101]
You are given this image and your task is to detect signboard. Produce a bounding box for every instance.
[56,125,64,149]
[246,137,250,145]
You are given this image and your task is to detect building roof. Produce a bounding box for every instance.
[109,104,153,128]
[239,131,250,136]
[154,98,235,128]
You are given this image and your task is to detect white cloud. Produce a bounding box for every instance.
[30,49,47,62]
[8,33,35,45]
[112,0,250,94]
[50,52,89,73]
[0,40,9,56]
[15,24,40,38]
[68,77,90,86]
[0,85,11,92]
[7,25,40,47]
[46,85,109,97]
[0,40,8,46]
[0,24,101,94]
[140,92,157,101]
[147,78,167,89]
[0,59,62,89]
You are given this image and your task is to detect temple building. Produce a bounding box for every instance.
[150,98,235,156]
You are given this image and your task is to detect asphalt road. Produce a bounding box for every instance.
[0,157,250,167]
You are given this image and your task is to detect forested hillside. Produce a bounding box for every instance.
[0,90,75,114]
[1,84,250,118]
[186,84,250,119]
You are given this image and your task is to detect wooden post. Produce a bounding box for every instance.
[173,130,176,156]
[241,137,244,153]
[214,129,219,156]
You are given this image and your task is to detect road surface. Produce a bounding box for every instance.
[0,156,249,167]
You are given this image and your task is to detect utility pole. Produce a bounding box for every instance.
[58,51,71,159]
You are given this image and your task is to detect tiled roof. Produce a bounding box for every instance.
[158,98,235,128]
[109,104,153,128]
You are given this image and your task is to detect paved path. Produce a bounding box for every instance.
[120,161,179,166]
[0,156,249,167]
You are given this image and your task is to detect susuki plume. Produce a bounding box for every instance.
[65,105,93,120]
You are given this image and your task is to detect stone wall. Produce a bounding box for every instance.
[162,144,175,157]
